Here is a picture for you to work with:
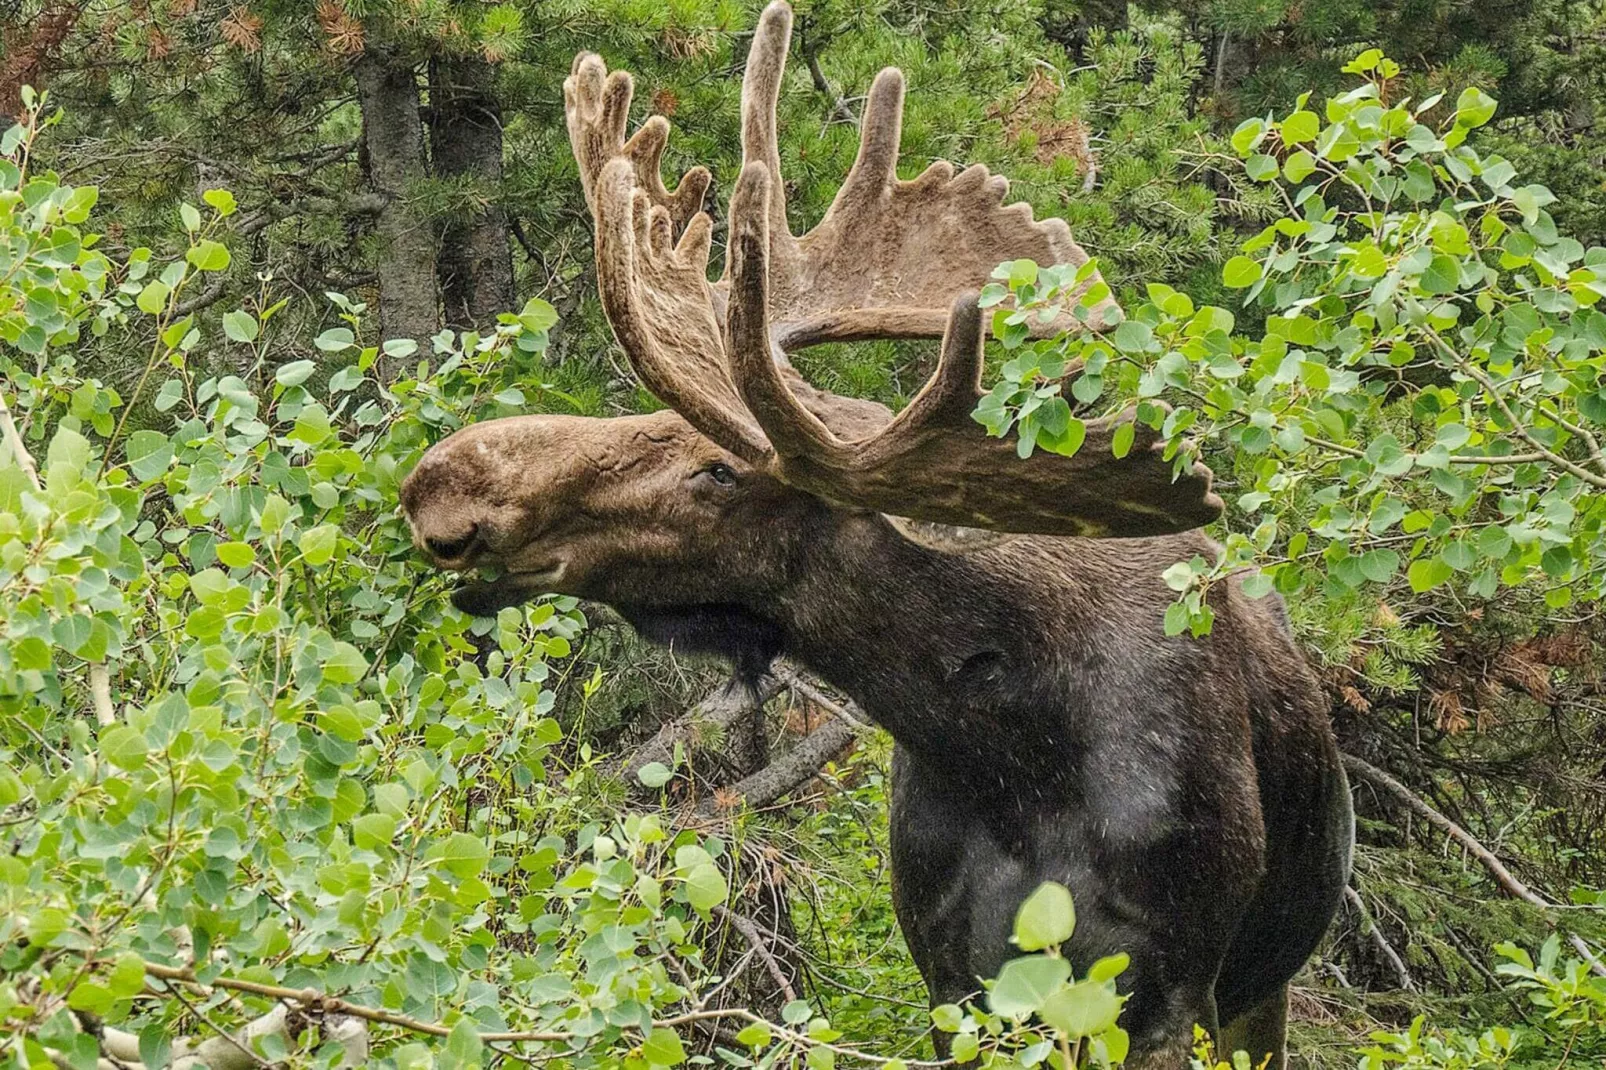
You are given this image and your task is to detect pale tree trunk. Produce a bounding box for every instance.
[355,49,438,357]
[429,54,513,329]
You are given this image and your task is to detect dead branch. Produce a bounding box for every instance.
[700,719,858,816]
[0,389,41,490]
[615,672,784,790]
[805,51,858,128]
[714,904,799,1003]
[781,670,869,730]
[89,663,115,725]
[1343,752,1606,977]
[1344,885,1415,991]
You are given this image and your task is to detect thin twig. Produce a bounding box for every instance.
[136,962,950,1065]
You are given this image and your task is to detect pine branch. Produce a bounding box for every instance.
[1343,752,1606,977]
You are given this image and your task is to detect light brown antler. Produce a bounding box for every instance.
[566,1,1223,537]
[565,53,771,463]
[565,51,711,234]
[730,2,1115,349]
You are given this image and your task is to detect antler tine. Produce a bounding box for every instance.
[565,52,711,233]
[738,2,796,244]
[830,67,905,215]
[728,163,853,464]
[594,158,771,463]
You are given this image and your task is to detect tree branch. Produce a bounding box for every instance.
[1344,885,1415,991]
[0,389,41,490]
[614,672,784,791]
[1343,752,1606,977]
[714,905,798,1003]
[699,719,858,816]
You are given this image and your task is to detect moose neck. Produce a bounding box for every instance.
[759,513,1079,774]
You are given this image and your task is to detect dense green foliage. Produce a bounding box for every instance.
[4,0,1606,1067]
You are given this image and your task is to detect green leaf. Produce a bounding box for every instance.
[1040,416,1086,459]
[735,1023,772,1048]
[301,523,339,565]
[1283,150,1316,183]
[99,725,148,771]
[989,955,1071,1019]
[1408,557,1453,593]
[136,280,170,315]
[518,296,558,333]
[179,202,201,232]
[1223,256,1262,288]
[125,430,173,481]
[641,1028,686,1067]
[352,813,396,850]
[1455,86,1498,129]
[1038,980,1123,1038]
[437,832,491,879]
[1111,421,1135,459]
[1013,881,1076,951]
[202,188,238,216]
[1244,154,1280,182]
[1006,258,1039,288]
[1241,573,1274,599]
[222,309,259,343]
[1087,952,1130,983]
[637,762,674,788]
[1280,110,1319,143]
[215,541,255,568]
[316,327,355,352]
[186,239,231,272]
[783,1001,813,1025]
[685,862,728,912]
[275,360,316,387]
[1419,254,1462,295]
[1230,117,1266,156]
[445,1018,482,1066]
[322,642,369,684]
[1112,320,1153,353]
[1359,550,1401,584]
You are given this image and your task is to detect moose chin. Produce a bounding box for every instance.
[401,5,1354,1066]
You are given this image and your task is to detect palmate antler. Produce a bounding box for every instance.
[563,2,1222,537]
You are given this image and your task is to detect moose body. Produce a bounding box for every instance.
[402,7,1353,1064]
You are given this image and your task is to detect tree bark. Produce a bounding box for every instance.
[429,54,514,329]
[355,49,438,356]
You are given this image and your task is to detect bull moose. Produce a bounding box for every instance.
[400,5,1354,1065]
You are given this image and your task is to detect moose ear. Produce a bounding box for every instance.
[884,516,1013,553]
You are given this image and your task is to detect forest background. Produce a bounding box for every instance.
[4,0,1606,1067]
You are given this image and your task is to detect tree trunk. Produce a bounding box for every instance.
[355,50,438,356]
[429,54,513,330]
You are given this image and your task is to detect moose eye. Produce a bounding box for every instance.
[702,463,738,488]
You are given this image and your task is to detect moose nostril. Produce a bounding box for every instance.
[425,527,478,561]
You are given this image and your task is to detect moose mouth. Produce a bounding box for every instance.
[450,564,567,617]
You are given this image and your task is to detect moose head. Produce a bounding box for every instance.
[403,8,1351,1068]
[401,0,1223,630]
